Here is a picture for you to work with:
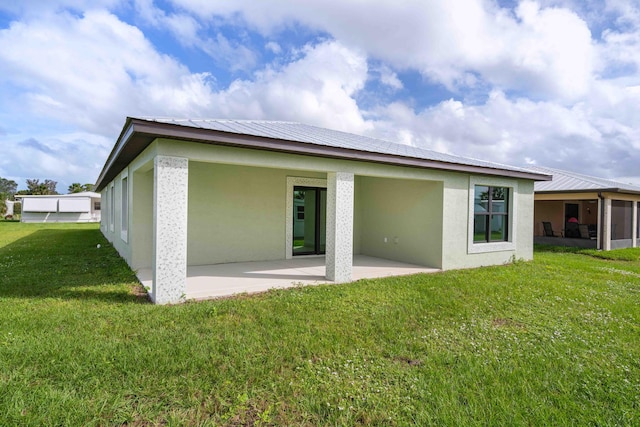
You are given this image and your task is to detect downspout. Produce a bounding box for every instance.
[598,192,604,250]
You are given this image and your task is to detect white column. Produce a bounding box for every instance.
[152,155,189,304]
[602,198,611,251]
[326,172,354,283]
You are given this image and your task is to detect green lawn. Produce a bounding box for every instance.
[1,222,639,426]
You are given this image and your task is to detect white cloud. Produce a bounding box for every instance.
[375,64,403,90]
[199,33,258,72]
[209,40,371,133]
[134,0,202,46]
[168,0,595,100]
[1,130,112,190]
[368,87,640,180]
[0,8,371,184]
[0,10,215,136]
[0,0,123,16]
[265,41,282,54]
[133,0,257,70]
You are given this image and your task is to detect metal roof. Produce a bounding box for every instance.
[145,117,544,173]
[95,117,551,191]
[530,166,640,194]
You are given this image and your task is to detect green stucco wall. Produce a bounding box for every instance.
[356,176,443,267]
[187,161,325,265]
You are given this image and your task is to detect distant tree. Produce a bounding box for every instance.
[0,177,18,216]
[42,180,58,195]
[68,183,84,193]
[68,182,94,193]
[25,179,58,195]
[479,187,506,201]
[0,177,17,197]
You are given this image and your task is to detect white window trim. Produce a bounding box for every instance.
[467,176,518,254]
[285,176,327,259]
[109,183,115,233]
[120,170,129,243]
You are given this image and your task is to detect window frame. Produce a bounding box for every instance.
[467,177,517,254]
[109,183,115,233]
[473,185,510,243]
[120,171,129,243]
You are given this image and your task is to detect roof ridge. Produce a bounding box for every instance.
[136,116,301,125]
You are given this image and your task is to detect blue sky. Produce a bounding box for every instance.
[1,0,640,192]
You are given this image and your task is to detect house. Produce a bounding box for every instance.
[531,166,640,250]
[15,192,101,223]
[95,117,550,304]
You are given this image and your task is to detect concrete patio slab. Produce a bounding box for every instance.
[137,255,439,301]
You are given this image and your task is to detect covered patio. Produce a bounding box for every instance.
[137,255,439,300]
[532,166,640,251]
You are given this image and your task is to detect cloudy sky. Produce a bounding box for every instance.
[1,0,639,192]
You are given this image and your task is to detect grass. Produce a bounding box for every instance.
[1,223,639,426]
[535,243,640,261]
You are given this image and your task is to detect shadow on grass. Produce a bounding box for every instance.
[534,244,584,254]
[0,226,149,303]
[535,243,640,261]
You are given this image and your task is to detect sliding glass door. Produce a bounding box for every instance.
[292,186,326,255]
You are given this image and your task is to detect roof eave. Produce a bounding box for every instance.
[535,187,640,196]
[95,118,551,191]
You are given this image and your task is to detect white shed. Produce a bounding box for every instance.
[16,192,101,223]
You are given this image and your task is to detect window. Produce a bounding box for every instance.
[296,205,305,220]
[473,185,509,243]
[121,176,128,239]
[59,198,90,213]
[109,184,115,232]
[94,201,101,211]
[22,198,58,212]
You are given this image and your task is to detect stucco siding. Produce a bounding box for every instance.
[441,178,534,270]
[516,181,535,260]
[357,176,443,268]
[187,161,325,265]
[131,168,153,269]
[440,176,471,270]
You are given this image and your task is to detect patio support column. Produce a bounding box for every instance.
[326,172,354,283]
[152,155,189,304]
[602,197,611,251]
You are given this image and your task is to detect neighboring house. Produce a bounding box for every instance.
[531,166,640,250]
[15,192,101,223]
[95,117,550,304]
